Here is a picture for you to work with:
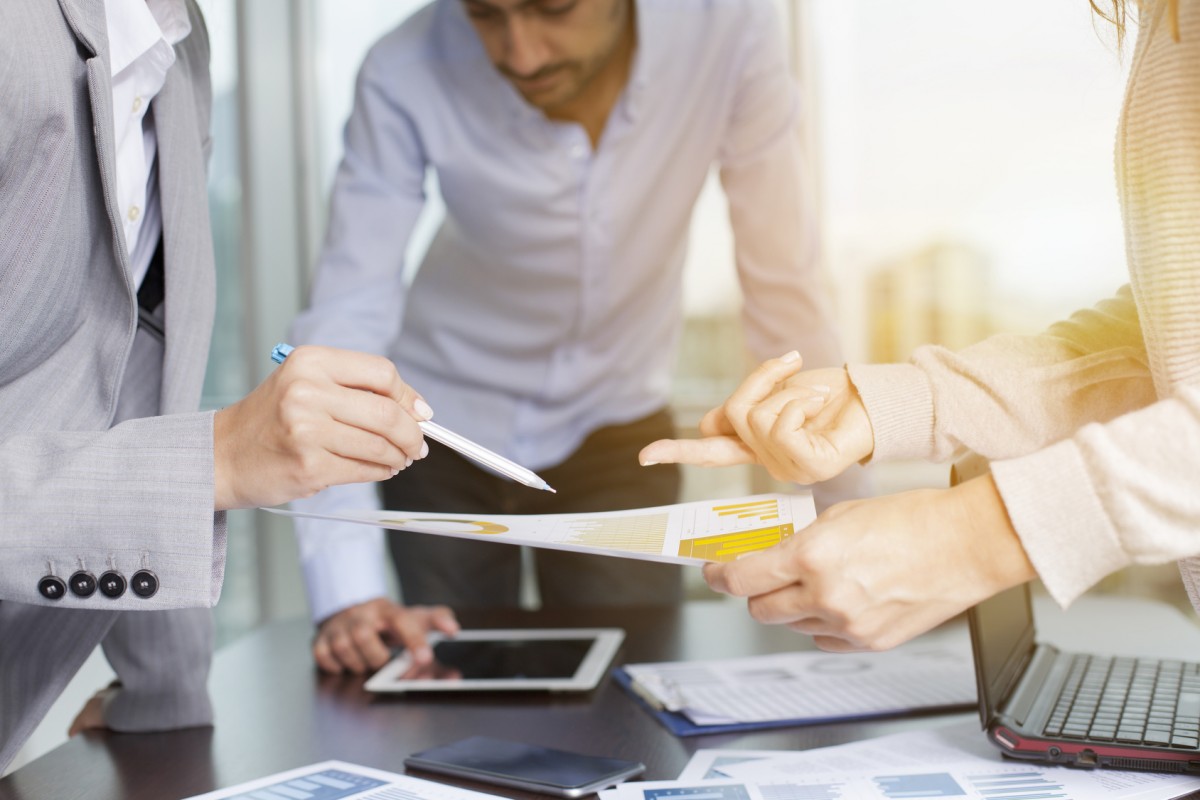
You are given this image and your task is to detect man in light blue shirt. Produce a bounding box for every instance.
[291,0,857,674]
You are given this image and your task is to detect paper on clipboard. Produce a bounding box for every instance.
[270,492,815,566]
[621,633,976,726]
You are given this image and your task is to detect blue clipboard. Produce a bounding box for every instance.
[610,667,836,737]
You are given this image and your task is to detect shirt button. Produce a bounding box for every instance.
[132,95,143,114]
[127,206,141,222]
[569,143,588,160]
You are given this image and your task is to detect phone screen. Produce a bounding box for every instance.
[431,638,594,679]
[405,736,645,795]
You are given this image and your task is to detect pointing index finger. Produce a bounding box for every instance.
[639,436,756,467]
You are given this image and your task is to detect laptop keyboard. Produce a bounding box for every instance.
[1043,655,1200,748]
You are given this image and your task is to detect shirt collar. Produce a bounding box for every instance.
[105,0,191,78]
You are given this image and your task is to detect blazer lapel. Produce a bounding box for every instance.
[57,0,214,416]
[55,0,104,55]
[153,48,216,415]
[59,0,138,302]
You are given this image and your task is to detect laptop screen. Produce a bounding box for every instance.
[968,583,1039,724]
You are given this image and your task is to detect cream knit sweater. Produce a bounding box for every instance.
[846,0,1200,611]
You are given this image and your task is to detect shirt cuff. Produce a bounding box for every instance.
[845,363,936,462]
[299,521,391,624]
[991,438,1130,608]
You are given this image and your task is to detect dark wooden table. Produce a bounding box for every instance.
[0,601,977,800]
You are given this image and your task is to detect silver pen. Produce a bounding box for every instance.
[419,419,555,493]
[271,343,555,493]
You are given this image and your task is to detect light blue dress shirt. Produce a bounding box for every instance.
[290,0,847,622]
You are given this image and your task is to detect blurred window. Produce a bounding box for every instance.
[801,0,1129,363]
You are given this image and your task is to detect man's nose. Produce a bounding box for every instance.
[503,17,551,77]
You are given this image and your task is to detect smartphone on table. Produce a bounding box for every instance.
[404,736,645,798]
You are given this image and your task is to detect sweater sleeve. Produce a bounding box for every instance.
[847,285,1156,463]
[847,284,1200,606]
[991,383,1200,606]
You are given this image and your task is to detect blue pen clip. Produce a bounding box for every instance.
[270,342,295,364]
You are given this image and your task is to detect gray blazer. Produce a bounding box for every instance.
[0,0,227,770]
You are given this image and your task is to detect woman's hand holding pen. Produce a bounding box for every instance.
[638,352,875,485]
[213,345,431,510]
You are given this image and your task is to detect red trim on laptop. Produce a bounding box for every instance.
[993,726,1200,764]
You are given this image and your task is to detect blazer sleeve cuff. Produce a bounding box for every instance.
[0,411,225,610]
[991,438,1130,608]
[845,363,937,462]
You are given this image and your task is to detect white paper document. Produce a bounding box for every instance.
[677,751,789,781]
[599,779,773,800]
[272,493,815,566]
[183,760,507,800]
[696,721,1200,800]
[623,632,976,725]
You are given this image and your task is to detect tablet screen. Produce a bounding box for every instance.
[364,628,625,692]
[433,639,593,679]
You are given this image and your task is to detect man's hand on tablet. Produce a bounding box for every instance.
[312,597,459,675]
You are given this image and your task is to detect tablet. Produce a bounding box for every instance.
[364,628,625,693]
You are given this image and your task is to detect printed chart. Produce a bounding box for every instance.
[872,769,1072,800]
[609,767,1179,800]
[216,769,386,800]
[874,773,966,798]
[676,498,794,561]
[963,771,1066,800]
[273,493,816,566]
[705,721,1200,800]
[185,761,511,800]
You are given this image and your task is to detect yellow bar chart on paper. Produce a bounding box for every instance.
[676,498,794,562]
[270,493,815,566]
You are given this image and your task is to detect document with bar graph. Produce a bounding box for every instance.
[270,493,816,566]
[706,721,1200,800]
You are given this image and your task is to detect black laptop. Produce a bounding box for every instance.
[967,582,1200,772]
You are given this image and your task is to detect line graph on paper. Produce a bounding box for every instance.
[560,513,669,555]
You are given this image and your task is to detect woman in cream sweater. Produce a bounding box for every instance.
[639,0,1198,652]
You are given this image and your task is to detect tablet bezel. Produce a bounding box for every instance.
[364,628,625,693]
